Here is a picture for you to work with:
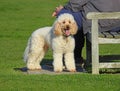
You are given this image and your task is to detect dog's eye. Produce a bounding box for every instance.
[63,21,65,24]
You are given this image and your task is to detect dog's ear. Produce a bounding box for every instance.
[53,22,62,36]
[70,22,78,35]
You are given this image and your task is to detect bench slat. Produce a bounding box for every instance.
[98,32,120,38]
[102,32,113,38]
[99,63,120,68]
[110,32,120,38]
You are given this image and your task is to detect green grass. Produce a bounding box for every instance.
[0,0,120,91]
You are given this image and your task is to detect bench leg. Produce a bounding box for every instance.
[86,33,99,74]
[92,42,99,74]
[91,20,99,74]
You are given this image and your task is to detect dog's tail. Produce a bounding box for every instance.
[23,38,31,63]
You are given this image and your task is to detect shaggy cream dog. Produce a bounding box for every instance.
[24,13,78,72]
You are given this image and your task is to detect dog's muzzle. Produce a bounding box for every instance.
[63,25,71,37]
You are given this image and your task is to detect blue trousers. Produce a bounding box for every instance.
[57,8,85,61]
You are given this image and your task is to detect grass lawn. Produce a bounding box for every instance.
[0,0,120,91]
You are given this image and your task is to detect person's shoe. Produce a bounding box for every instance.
[75,57,85,68]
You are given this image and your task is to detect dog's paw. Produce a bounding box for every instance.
[27,65,41,71]
[28,67,42,71]
[69,69,76,72]
[54,69,62,73]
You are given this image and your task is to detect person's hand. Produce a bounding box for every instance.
[52,5,63,17]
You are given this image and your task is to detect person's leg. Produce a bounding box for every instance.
[72,12,85,64]
[109,27,120,32]
[74,28,85,64]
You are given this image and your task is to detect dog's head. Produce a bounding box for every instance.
[53,13,78,37]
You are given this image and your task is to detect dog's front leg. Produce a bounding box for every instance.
[53,52,63,72]
[64,52,76,72]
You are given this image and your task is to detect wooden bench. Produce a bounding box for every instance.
[86,12,120,74]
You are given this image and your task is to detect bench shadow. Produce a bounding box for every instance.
[100,54,120,62]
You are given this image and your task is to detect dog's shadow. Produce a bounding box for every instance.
[14,59,53,72]
[14,59,84,74]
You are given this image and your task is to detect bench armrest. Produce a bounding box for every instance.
[87,12,120,19]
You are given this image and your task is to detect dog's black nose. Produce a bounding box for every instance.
[66,25,70,29]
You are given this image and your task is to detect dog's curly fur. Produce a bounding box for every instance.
[23,13,78,72]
